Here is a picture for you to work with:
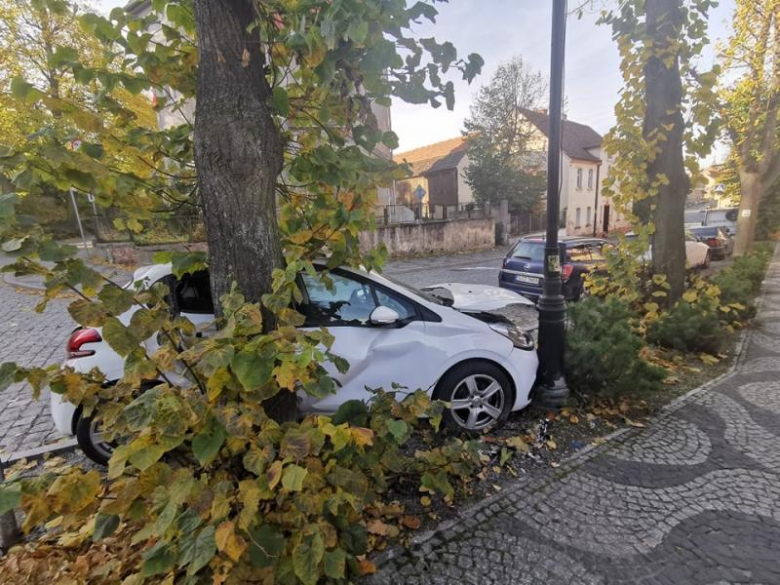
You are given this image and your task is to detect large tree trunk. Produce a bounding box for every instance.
[194,0,296,421]
[194,0,284,308]
[643,0,689,303]
[733,171,762,256]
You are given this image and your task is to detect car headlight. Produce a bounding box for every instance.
[489,323,535,350]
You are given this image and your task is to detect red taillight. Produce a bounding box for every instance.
[562,263,574,282]
[707,237,719,247]
[67,328,102,358]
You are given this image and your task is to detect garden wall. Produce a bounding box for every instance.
[358,217,495,257]
[94,217,495,265]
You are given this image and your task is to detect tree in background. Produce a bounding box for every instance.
[722,0,780,255]
[0,0,158,232]
[463,56,547,212]
[601,0,718,302]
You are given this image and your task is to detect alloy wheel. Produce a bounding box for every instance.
[448,374,506,431]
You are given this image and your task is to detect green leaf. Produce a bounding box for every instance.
[192,421,227,466]
[420,471,454,497]
[178,525,216,576]
[0,362,19,393]
[102,317,141,356]
[386,419,408,442]
[292,532,325,585]
[0,482,21,515]
[68,299,109,327]
[332,399,368,426]
[10,77,42,103]
[281,464,307,492]
[98,285,136,316]
[323,548,346,579]
[341,523,368,555]
[142,541,176,577]
[248,524,285,568]
[272,86,290,117]
[93,513,120,541]
[231,349,273,391]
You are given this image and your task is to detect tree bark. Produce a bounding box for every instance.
[194,0,284,308]
[734,171,762,256]
[643,0,689,303]
[193,0,296,421]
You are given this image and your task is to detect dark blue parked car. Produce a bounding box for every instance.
[498,236,609,302]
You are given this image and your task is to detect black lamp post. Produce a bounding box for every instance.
[537,0,570,408]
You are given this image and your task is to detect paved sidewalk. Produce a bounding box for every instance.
[371,249,780,584]
[0,254,131,458]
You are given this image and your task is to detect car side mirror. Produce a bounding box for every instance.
[369,305,400,326]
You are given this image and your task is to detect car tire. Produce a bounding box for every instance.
[75,411,114,466]
[433,361,513,433]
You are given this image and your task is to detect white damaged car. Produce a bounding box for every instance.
[52,263,539,464]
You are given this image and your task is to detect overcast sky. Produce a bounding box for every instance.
[98,0,736,161]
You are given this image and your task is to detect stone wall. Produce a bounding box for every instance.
[94,217,495,266]
[358,217,495,257]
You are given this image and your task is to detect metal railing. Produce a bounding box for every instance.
[376,203,488,226]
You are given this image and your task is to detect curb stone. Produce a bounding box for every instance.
[371,242,779,572]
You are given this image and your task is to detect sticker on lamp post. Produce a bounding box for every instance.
[741,209,751,218]
[547,254,560,273]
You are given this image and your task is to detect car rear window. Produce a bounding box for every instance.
[691,227,718,237]
[511,242,545,261]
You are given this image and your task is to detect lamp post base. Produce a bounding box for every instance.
[537,374,570,409]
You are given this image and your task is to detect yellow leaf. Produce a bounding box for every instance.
[504,435,530,452]
[699,353,720,365]
[546,439,557,450]
[419,496,431,507]
[682,290,698,303]
[215,521,247,563]
[351,427,374,447]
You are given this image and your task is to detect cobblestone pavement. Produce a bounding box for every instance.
[0,254,130,458]
[0,248,519,457]
[370,250,780,584]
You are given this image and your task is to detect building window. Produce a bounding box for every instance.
[575,207,581,227]
[586,206,592,226]
[588,169,594,189]
[576,168,583,189]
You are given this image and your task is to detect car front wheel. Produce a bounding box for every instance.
[434,361,513,432]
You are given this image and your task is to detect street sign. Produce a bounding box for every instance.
[414,185,426,201]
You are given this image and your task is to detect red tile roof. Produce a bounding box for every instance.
[393,136,468,177]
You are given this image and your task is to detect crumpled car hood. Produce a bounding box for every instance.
[421,283,535,312]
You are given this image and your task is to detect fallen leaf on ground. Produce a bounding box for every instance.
[400,515,422,530]
[358,560,376,576]
[367,519,389,536]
